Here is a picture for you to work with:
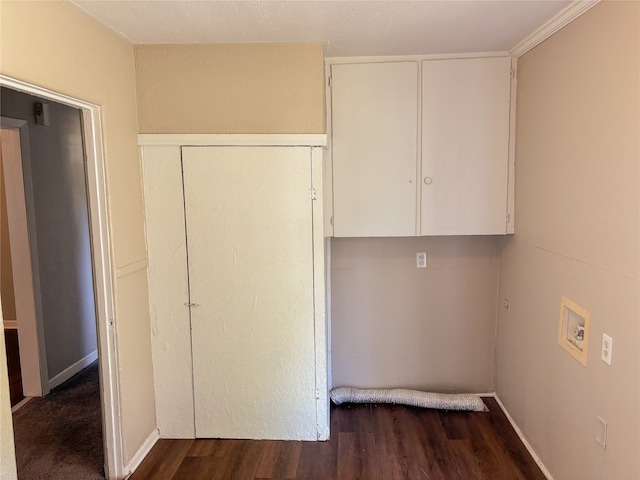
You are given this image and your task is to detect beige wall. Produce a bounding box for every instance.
[0,0,155,467]
[495,2,639,479]
[332,236,500,392]
[134,43,325,134]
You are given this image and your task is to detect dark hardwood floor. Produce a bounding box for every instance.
[130,397,546,480]
[4,328,24,407]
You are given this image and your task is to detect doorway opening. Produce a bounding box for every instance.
[1,87,102,475]
[0,75,123,479]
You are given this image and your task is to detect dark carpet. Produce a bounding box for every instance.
[12,361,104,479]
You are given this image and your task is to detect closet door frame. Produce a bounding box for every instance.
[140,135,328,440]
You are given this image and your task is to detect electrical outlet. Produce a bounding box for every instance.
[416,252,427,268]
[601,334,613,366]
[503,297,511,312]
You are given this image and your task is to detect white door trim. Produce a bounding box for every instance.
[311,146,329,440]
[138,133,327,147]
[0,74,124,479]
[0,120,48,397]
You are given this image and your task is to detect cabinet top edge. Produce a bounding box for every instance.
[326,51,511,65]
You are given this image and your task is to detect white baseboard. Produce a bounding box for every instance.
[492,393,554,480]
[3,320,18,329]
[47,349,98,391]
[11,396,33,413]
[473,391,498,397]
[124,429,160,479]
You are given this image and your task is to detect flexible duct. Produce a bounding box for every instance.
[330,387,487,412]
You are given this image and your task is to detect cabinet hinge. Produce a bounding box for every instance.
[310,187,317,201]
[330,216,334,226]
[315,388,320,400]
[506,213,511,223]
[328,76,332,87]
[510,69,516,80]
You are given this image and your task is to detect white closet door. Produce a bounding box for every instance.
[142,145,194,438]
[421,57,511,235]
[331,62,419,237]
[182,146,317,440]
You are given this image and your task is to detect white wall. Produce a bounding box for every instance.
[495,2,639,479]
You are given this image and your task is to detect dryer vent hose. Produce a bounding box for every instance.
[330,387,488,412]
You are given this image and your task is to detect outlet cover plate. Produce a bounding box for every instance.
[503,296,511,312]
[601,334,613,366]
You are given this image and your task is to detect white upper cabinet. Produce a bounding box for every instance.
[329,55,514,237]
[331,62,419,237]
[421,57,512,235]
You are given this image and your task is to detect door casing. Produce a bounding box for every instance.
[0,74,124,479]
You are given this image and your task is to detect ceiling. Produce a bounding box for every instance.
[69,0,573,57]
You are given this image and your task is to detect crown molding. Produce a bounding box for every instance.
[510,0,600,57]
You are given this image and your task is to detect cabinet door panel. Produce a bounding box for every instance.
[331,62,418,237]
[421,57,511,235]
[182,146,317,440]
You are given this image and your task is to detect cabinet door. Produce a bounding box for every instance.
[331,62,418,237]
[182,146,318,440]
[421,57,511,235]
